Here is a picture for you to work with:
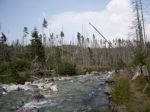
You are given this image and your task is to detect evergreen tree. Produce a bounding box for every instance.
[60,31,64,38]
[42,18,48,46]
[42,18,48,28]
[77,32,81,46]
[0,33,7,44]
[23,27,29,46]
[30,28,45,64]
[0,33,10,62]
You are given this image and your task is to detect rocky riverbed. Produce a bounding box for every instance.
[0,72,113,112]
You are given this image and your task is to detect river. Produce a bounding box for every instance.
[0,73,111,112]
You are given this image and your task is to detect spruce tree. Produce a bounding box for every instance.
[30,28,45,64]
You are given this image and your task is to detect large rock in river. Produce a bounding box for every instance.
[44,83,58,91]
[0,86,7,95]
[29,93,45,103]
[19,108,39,112]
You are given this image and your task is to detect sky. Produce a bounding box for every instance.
[0,0,150,44]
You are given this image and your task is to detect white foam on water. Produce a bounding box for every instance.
[23,101,48,108]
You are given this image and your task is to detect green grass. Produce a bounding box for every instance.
[136,76,150,97]
[112,77,131,105]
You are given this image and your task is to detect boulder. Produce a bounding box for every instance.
[43,82,53,89]
[0,86,7,95]
[18,85,38,91]
[25,82,32,85]
[58,77,72,81]
[19,108,39,112]
[28,85,38,89]
[105,79,115,84]
[34,83,45,89]
[91,71,100,75]
[104,86,112,95]
[142,65,149,77]
[44,83,58,91]
[29,93,45,103]
[3,84,19,92]
[50,84,58,91]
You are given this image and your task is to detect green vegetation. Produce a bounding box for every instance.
[145,56,150,72]
[111,70,150,112]
[56,61,77,76]
[136,76,150,97]
[0,59,31,84]
[76,66,110,75]
[84,66,110,73]
[30,28,46,64]
[2,72,31,84]
[131,49,147,66]
[112,77,131,104]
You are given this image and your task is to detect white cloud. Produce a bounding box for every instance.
[106,0,131,13]
[145,24,150,41]
[46,0,149,43]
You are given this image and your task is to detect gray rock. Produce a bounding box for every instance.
[91,71,100,75]
[0,86,7,95]
[19,108,39,112]
[29,93,45,102]
[105,79,115,84]
[28,85,38,89]
[142,65,149,77]
[104,86,112,95]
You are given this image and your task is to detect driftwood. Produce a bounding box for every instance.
[142,65,149,77]
[132,65,150,80]
[31,56,39,64]
[131,66,142,80]
[131,65,150,93]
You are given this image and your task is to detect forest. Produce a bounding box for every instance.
[0,0,150,84]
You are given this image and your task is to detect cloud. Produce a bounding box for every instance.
[145,24,150,40]
[46,0,149,43]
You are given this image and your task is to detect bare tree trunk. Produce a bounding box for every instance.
[139,0,146,43]
[136,0,144,49]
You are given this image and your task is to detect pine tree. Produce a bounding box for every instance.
[0,33,10,62]
[23,27,28,46]
[0,33,7,44]
[42,18,48,46]
[30,28,45,64]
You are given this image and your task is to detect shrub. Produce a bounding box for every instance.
[1,71,31,84]
[85,66,110,73]
[0,60,31,84]
[3,71,23,84]
[136,76,147,90]
[56,61,76,76]
[0,60,30,73]
[132,49,147,66]
[0,62,10,74]
[75,66,111,75]
[76,66,87,75]
[10,59,30,71]
[145,57,150,72]
[136,76,150,97]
